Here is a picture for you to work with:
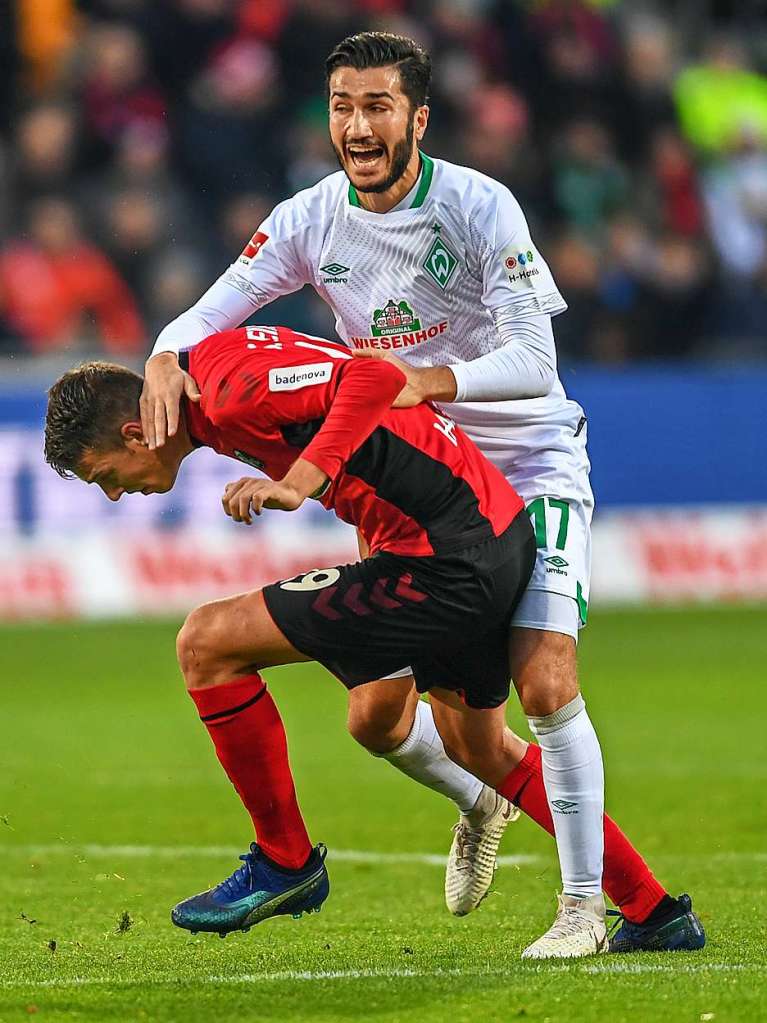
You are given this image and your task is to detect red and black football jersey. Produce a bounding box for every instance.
[183,325,524,557]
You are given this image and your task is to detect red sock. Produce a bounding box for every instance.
[498,743,667,923]
[189,674,312,870]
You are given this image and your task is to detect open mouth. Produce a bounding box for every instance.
[347,144,385,169]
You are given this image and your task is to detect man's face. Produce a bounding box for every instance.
[76,424,181,501]
[328,65,427,193]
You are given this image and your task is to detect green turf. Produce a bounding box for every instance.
[0,607,765,1022]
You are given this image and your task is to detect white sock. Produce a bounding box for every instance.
[376,700,483,814]
[528,694,604,898]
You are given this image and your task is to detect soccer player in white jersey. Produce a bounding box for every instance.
[140,33,704,958]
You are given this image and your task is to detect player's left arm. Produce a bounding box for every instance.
[222,461,328,523]
[448,184,567,402]
[357,187,567,408]
[222,354,405,522]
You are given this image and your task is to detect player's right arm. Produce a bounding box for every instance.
[141,197,312,448]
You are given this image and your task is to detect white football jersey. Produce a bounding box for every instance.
[167,155,591,503]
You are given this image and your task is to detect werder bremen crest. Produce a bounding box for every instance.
[371,299,422,337]
[422,236,459,289]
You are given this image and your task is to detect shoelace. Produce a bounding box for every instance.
[451,822,487,873]
[606,908,625,939]
[218,842,261,899]
[545,904,599,941]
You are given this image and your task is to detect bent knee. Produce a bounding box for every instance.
[347,683,418,754]
[510,628,579,716]
[177,603,226,687]
[348,714,388,753]
[347,701,401,753]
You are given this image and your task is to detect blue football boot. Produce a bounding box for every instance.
[171,842,329,937]
[608,894,705,953]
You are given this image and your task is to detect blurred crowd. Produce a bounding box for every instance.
[1,0,766,365]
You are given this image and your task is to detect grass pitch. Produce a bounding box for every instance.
[0,606,765,1022]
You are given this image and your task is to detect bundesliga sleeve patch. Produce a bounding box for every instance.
[238,230,269,265]
[500,243,543,292]
[268,362,333,391]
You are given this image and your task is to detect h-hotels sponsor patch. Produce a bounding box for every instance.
[238,231,269,265]
[268,362,333,391]
[501,243,542,291]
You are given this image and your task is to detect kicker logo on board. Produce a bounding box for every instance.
[350,319,449,351]
[268,362,333,391]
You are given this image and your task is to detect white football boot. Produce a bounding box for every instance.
[522,892,608,959]
[445,785,519,916]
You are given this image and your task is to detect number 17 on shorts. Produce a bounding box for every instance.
[525,496,592,625]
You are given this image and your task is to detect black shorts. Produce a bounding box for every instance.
[262,511,536,709]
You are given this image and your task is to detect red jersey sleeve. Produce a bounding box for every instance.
[194,329,404,478]
[300,358,404,479]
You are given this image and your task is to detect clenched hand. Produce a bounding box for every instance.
[222,477,306,524]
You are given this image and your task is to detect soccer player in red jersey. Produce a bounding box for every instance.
[44,325,703,954]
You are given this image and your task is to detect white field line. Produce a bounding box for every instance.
[1,963,763,990]
[3,844,766,865]
[2,845,542,867]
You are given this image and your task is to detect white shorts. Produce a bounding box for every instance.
[511,588,580,641]
[510,493,593,641]
[381,492,592,679]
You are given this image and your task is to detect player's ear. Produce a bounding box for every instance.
[414,104,429,141]
[121,421,147,448]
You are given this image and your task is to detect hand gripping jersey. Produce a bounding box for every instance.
[182,325,524,558]
[155,155,591,504]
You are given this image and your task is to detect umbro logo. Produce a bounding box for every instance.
[320,262,350,282]
[544,555,569,568]
[551,799,579,814]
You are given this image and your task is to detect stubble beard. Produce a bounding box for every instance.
[334,116,415,194]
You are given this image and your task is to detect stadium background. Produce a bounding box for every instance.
[1,0,767,618]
